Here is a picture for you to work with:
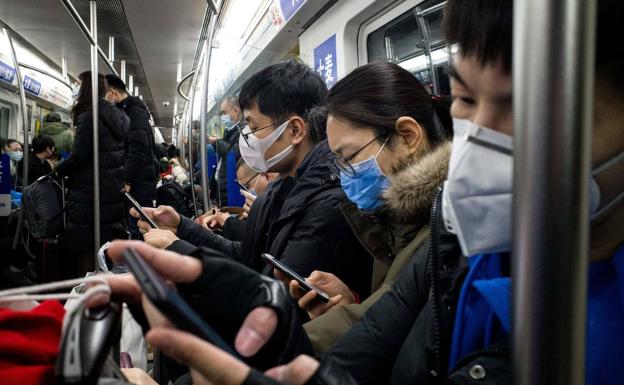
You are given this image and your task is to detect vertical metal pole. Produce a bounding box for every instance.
[414,9,437,95]
[90,0,101,261]
[512,1,597,385]
[62,56,68,81]
[108,36,115,64]
[186,49,204,217]
[3,29,29,187]
[128,75,134,95]
[199,15,216,212]
[120,60,126,84]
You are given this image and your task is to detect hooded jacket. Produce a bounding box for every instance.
[40,121,73,154]
[169,141,373,298]
[57,100,129,259]
[117,96,157,203]
[304,142,451,353]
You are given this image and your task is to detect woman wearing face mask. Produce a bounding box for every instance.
[27,135,55,184]
[6,139,24,188]
[273,62,452,353]
[56,71,129,276]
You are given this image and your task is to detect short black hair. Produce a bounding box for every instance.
[445,0,513,73]
[32,135,55,153]
[239,59,327,125]
[445,0,623,82]
[104,74,128,94]
[44,112,62,123]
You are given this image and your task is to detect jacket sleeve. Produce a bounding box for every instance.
[317,243,430,384]
[123,106,152,185]
[214,139,233,158]
[56,113,91,177]
[176,215,242,258]
[222,216,247,242]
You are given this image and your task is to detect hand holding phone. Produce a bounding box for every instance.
[122,247,239,357]
[124,192,159,229]
[261,253,330,303]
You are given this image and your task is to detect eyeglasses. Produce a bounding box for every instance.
[328,136,385,177]
[238,122,276,146]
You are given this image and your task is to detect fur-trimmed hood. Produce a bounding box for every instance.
[383,141,451,222]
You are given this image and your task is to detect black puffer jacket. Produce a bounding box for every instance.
[304,190,511,385]
[117,96,157,203]
[169,141,373,299]
[57,100,129,251]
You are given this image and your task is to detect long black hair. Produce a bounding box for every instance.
[72,71,109,122]
[325,62,452,148]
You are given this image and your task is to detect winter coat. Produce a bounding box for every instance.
[214,125,241,206]
[304,142,451,353]
[40,121,73,154]
[169,141,373,298]
[26,152,52,184]
[311,188,512,385]
[117,96,157,204]
[57,100,129,258]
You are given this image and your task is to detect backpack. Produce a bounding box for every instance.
[156,180,193,218]
[22,174,65,239]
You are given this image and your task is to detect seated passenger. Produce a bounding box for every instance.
[27,135,55,184]
[56,71,129,275]
[7,139,23,189]
[137,59,373,298]
[101,1,624,384]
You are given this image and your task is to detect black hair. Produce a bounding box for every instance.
[104,74,128,94]
[445,0,513,73]
[44,112,62,123]
[239,59,328,127]
[32,135,55,153]
[72,71,109,121]
[596,0,624,86]
[445,0,622,82]
[305,106,328,144]
[7,139,20,149]
[325,62,452,148]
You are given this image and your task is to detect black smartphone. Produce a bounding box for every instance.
[124,192,159,229]
[235,180,250,193]
[261,253,330,303]
[122,247,239,357]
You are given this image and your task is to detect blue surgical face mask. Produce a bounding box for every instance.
[340,139,390,211]
[9,150,23,162]
[221,114,233,130]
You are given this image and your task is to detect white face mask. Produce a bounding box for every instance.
[443,118,624,257]
[239,120,294,173]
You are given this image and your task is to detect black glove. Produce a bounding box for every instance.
[177,248,314,370]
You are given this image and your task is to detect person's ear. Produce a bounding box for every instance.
[288,116,308,146]
[395,116,426,153]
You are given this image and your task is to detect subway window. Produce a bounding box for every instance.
[366,1,450,95]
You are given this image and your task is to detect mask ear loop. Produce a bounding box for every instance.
[374,136,390,160]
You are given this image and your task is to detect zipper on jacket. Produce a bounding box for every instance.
[427,187,443,378]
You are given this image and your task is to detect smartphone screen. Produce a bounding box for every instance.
[235,180,250,193]
[124,192,159,229]
[122,248,239,357]
[261,253,330,303]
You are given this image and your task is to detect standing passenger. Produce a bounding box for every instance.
[105,74,158,239]
[40,112,73,156]
[56,72,128,275]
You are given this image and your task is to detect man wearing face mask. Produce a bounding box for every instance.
[136,59,372,300]
[208,95,244,206]
[105,74,158,239]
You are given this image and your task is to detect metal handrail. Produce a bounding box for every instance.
[89,0,101,261]
[199,14,217,211]
[59,0,119,76]
[512,1,597,385]
[18,62,72,89]
[177,70,195,101]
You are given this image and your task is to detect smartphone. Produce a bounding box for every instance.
[122,247,239,357]
[261,253,330,303]
[235,180,250,193]
[124,192,159,229]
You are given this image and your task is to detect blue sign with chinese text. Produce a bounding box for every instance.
[0,61,16,84]
[23,75,41,96]
[279,0,305,21]
[0,154,10,216]
[314,34,337,89]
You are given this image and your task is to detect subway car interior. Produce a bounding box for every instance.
[0,0,621,384]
